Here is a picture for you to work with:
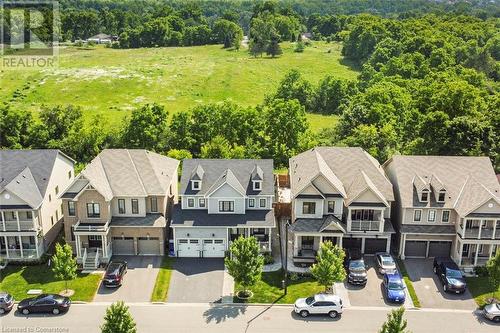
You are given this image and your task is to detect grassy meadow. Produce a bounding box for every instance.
[0,41,358,132]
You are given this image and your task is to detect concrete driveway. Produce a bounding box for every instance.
[94,256,162,302]
[167,258,224,303]
[404,258,477,310]
[346,256,413,308]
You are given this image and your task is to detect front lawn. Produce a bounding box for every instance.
[0,264,101,302]
[151,257,174,302]
[466,277,500,308]
[234,269,324,304]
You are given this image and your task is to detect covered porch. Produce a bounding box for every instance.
[455,239,499,268]
[228,227,272,252]
[73,220,112,269]
[0,233,44,260]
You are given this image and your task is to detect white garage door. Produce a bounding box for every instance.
[203,239,225,258]
[177,239,201,257]
[113,237,135,255]
[138,237,161,255]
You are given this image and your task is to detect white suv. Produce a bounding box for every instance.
[294,294,343,318]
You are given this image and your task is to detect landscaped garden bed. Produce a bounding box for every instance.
[466,277,500,308]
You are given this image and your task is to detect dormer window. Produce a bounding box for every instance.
[253,180,262,191]
[192,180,201,191]
[437,191,446,202]
[420,190,429,202]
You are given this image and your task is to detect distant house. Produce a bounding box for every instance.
[300,32,312,40]
[86,34,114,44]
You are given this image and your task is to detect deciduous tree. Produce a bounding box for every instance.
[310,241,346,292]
[51,243,77,293]
[101,301,137,333]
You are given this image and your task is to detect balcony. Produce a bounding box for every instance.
[351,220,381,232]
[73,220,110,233]
[2,220,39,232]
[459,226,500,239]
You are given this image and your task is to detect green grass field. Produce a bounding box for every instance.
[0,42,357,132]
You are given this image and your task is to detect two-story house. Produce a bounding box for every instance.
[171,159,275,258]
[60,149,179,269]
[288,147,395,265]
[384,155,500,269]
[0,150,75,261]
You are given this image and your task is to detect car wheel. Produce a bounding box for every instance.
[328,311,338,318]
[300,310,309,318]
[492,316,500,323]
[52,308,60,315]
[443,284,447,292]
[22,309,29,315]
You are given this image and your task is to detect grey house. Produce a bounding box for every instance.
[171,159,275,258]
[289,147,395,265]
[384,155,500,269]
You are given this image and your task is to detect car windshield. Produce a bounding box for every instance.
[382,257,394,266]
[388,280,404,290]
[305,297,315,305]
[446,269,462,278]
[349,261,365,270]
[495,304,500,311]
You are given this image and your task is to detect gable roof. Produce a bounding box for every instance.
[62,149,179,201]
[180,159,274,196]
[0,150,74,209]
[384,155,500,214]
[290,147,394,203]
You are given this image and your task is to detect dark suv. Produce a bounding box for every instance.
[103,260,127,287]
[433,257,466,294]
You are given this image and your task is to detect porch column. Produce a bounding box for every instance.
[102,235,107,258]
[346,207,352,231]
[457,240,463,266]
[1,211,5,231]
[478,220,483,239]
[379,209,384,233]
[492,220,497,240]
[400,234,406,259]
[293,234,298,256]
[337,236,343,248]
[76,235,81,257]
[15,211,20,231]
[385,236,391,253]
[268,228,271,251]
[461,219,466,238]
[32,211,36,230]
[361,237,366,254]
[474,244,479,266]
[319,235,323,244]
[488,244,494,260]
[35,236,39,257]
[18,235,23,258]
[4,236,9,259]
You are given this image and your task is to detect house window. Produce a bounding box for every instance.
[86,203,100,218]
[442,210,450,223]
[118,199,126,214]
[26,211,33,219]
[249,198,255,208]
[219,201,234,212]
[421,191,429,202]
[68,202,76,216]
[428,210,436,222]
[438,191,446,202]
[478,244,484,254]
[253,181,262,191]
[351,209,374,221]
[55,186,59,195]
[413,210,422,222]
[151,197,158,212]
[192,180,201,190]
[302,202,316,215]
[327,201,335,214]
[187,198,195,208]
[89,235,101,241]
[199,198,206,208]
[68,170,72,179]
[259,198,266,208]
[131,199,139,214]
[301,236,314,250]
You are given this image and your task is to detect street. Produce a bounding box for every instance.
[1,303,498,333]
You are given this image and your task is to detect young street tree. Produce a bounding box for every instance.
[379,307,410,333]
[51,243,78,293]
[310,241,346,292]
[486,249,500,301]
[101,301,137,333]
[225,236,264,298]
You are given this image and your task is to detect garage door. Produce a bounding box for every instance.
[364,238,387,254]
[428,241,452,257]
[405,240,427,257]
[177,239,201,257]
[138,237,160,255]
[343,237,362,250]
[113,237,135,255]
[203,239,225,258]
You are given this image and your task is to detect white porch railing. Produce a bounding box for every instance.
[106,241,112,258]
[351,220,380,231]
[82,248,87,264]
[94,248,100,268]
[3,221,38,231]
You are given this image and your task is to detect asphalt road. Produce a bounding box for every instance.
[1,303,498,333]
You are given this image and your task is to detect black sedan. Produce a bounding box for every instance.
[18,294,71,315]
[103,260,127,287]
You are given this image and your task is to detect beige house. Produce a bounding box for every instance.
[288,147,395,265]
[60,149,179,269]
[0,150,75,261]
[384,155,500,270]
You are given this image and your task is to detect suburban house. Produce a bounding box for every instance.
[171,159,275,258]
[86,33,114,44]
[384,155,500,269]
[60,149,179,269]
[0,150,75,261]
[288,147,395,265]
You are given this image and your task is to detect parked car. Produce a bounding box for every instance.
[17,294,71,315]
[433,257,467,293]
[375,252,397,275]
[482,303,500,323]
[347,258,367,285]
[383,272,406,303]
[103,260,127,287]
[0,292,14,314]
[294,294,343,318]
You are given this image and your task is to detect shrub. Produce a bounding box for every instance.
[262,252,274,265]
[474,265,489,277]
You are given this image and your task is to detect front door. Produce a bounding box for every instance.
[462,244,470,257]
[88,235,102,249]
[322,236,337,245]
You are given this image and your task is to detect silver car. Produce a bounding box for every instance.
[375,252,397,275]
[294,294,343,318]
[483,303,500,322]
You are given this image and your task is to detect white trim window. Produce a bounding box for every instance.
[259,198,266,208]
[249,198,255,208]
[442,210,450,223]
[253,181,262,191]
[437,191,446,202]
[68,201,76,216]
[413,209,422,222]
[86,203,100,218]
[420,190,429,202]
[191,180,201,191]
[219,201,234,212]
[302,202,316,215]
[428,210,436,222]
[199,198,206,208]
[150,197,158,213]
[187,198,195,208]
[327,201,335,214]
[118,199,126,214]
[131,199,139,214]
